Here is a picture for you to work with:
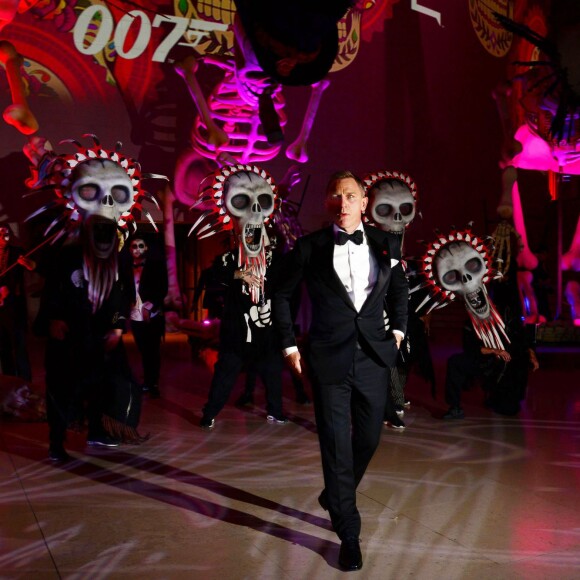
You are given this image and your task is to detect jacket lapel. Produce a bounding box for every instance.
[360,227,391,312]
[315,227,357,310]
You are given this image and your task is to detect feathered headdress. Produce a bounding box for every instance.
[412,224,509,350]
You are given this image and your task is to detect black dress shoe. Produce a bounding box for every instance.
[318,490,328,511]
[49,444,71,462]
[339,536,363,571]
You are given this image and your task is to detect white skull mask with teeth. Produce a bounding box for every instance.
[369,180,416,235]
[71,159,134,259]
[224,171,275,258]
[435,241,490,320]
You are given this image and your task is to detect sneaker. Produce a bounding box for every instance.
[384,415,406,430]
[403,400,411,409]
[200,416,216,430]
[49,444,71,462]
[266,414,288,424]
[394,404,405,418]
[443,407,465,420]
[86,435,121,447]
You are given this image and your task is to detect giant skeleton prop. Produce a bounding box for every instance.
[414,226,510,351]
[190,164,279,305]
[25,135,165,312]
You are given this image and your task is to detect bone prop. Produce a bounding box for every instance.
[509,170,538,272]
[561,212,580,272]
[0,40,39,135]
[286,79,330,163]
[161,184,184,311]
[174,56,228,150]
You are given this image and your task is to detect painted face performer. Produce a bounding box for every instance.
[416,224,509,351]
[26,135,164,461]
[192,163,288,429]
[191,164,279,304]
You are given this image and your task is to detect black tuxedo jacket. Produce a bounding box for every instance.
[273,225,409,384]
[120,256,168,315]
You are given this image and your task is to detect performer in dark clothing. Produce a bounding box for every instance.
[444,277,539,419]
[199,247,286,427]
[122,237,168,398]
[0,224,34,381]
[273,170,408,571]
[38,243,134,460]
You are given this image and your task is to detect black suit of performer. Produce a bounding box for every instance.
[122,238,168,398]
[272,171,408,571]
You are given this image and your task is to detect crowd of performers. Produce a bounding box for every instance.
[0,140,545,572]
[0,142,543,455]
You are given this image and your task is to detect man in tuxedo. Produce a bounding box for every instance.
[272,170,408,571]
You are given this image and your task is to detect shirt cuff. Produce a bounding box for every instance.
[393,330,404,339]
[283,346,298,357]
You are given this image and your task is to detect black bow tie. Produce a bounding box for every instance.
[336,230,363,246]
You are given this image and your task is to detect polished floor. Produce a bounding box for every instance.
[1,329,579,579]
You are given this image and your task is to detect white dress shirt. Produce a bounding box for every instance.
[332,223,377,312]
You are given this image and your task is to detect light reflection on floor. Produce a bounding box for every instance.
[0,332,579,579]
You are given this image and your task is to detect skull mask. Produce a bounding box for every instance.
[224,170,275,258]
[435,241,490,320]
[368,179,416,235]
[70,159,134,259]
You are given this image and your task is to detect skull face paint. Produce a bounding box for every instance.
[130,239,147,260]
[70,159,134,259]
[435,242,490,319]
[224,170,275,258]
[368,180,416,234]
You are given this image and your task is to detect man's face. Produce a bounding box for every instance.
[130,239,147,259]
[326,178,367,233]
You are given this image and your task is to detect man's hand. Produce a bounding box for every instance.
[482,347,511,362]
[235,267,262,288]
[49,319,68,340]
[395,334,403,349]
[103,328,123,352]
[285,350,303,376]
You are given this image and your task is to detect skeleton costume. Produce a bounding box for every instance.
[192,164,286,426]
[364,171,434,421]
[27,135,164,457]
[412,225,539,418]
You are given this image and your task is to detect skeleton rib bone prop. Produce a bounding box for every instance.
[415,225,509,350]
[286,80,330,163]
